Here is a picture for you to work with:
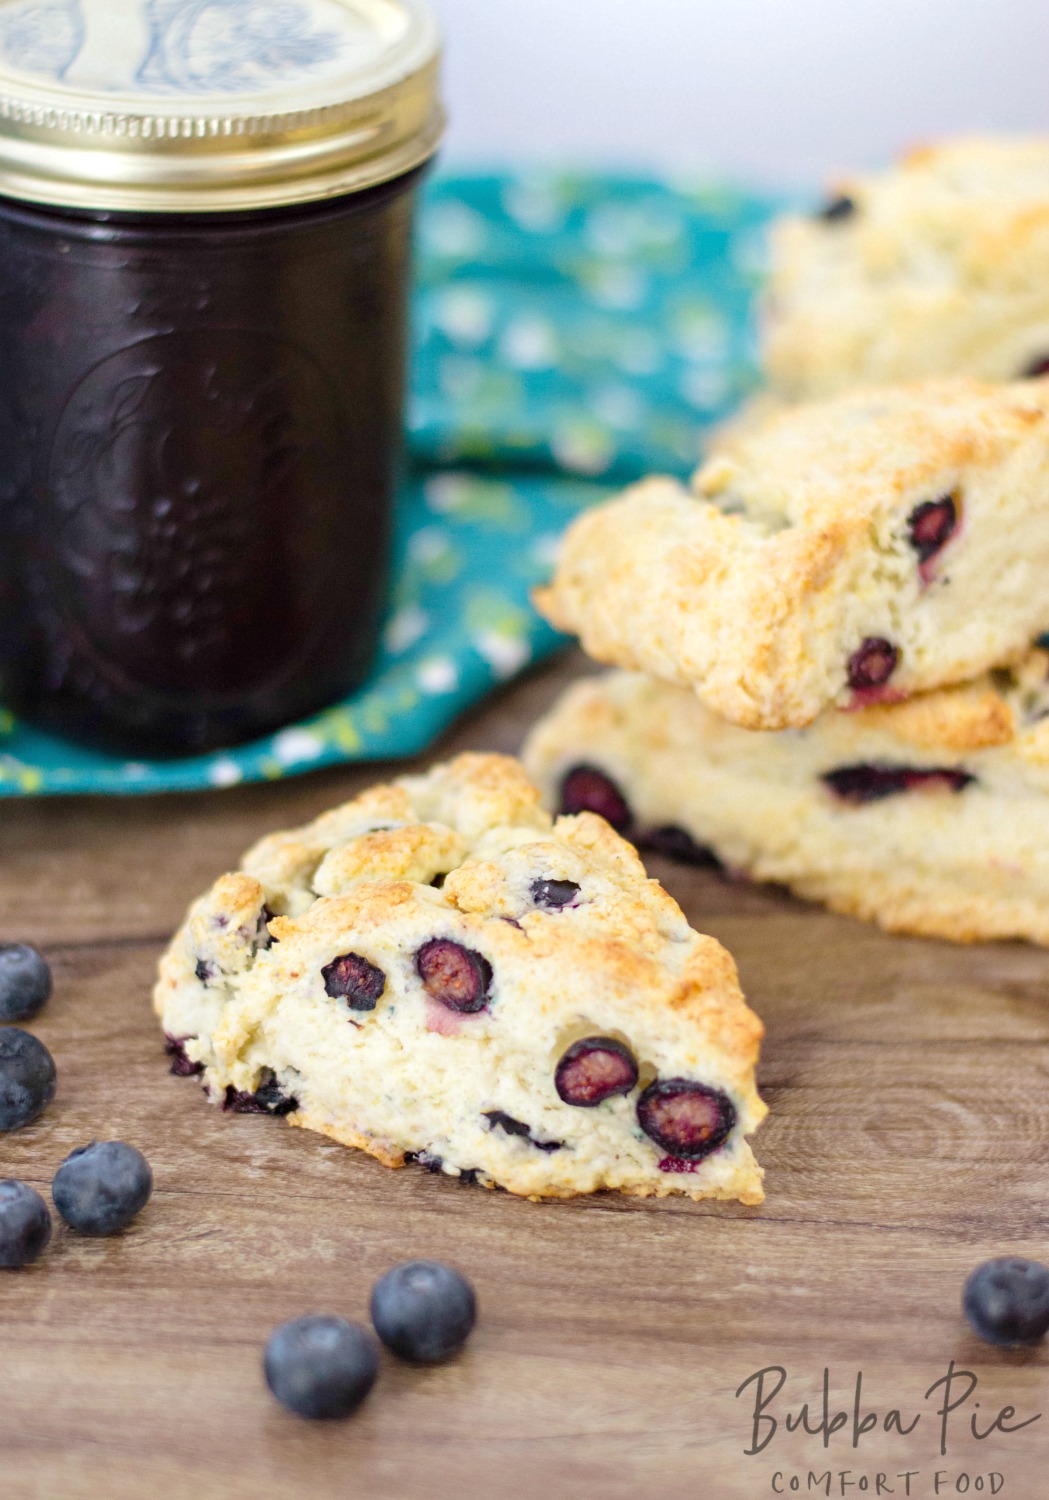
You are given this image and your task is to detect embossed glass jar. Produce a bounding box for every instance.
[0,0,442,756]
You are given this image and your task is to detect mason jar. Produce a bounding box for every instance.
[0,0,443,756]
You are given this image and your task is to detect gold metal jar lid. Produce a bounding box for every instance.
[0,0,443,213]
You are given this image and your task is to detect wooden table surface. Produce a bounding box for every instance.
[2,650,1048,1500]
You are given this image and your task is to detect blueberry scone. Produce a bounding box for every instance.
[154,754,766,1203]
[764,135,1049,400]
[523,653,1049,946]
[534,378,1049,730]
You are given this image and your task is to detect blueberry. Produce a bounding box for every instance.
[847,637,899,692]
[370,1260,477,1364]
[823,763,974,805]
[963,1258,1049,1347]
[0,1180,51,1268]
[0,1029,56,1131]
[415,939,492,1013]
[817,194,856,222]
[264,1315,380,1420]
[52,1141,153,1236]
[321,952,386,1012]
[0,944,52,1022]
[164,1034,203,1077]
[482,1110,562,1152]
[555,1037,639,1107]
[558,765,633,832]
[908,495,958,569]
[1022,354,1049,378]
[637,1078,736,1161]
[223,1070,298,1115]
[531,878,580,909]
[639,826,723,869]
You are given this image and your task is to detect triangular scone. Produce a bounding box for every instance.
[523,652,1049,946]
[534,378,1049,730]
[764,135,1049,400]
[154,754,766,1204]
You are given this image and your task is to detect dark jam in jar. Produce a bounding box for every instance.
[0,0,443,758]
[0,181,418,755]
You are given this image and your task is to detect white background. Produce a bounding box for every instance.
[431,0,1049,190]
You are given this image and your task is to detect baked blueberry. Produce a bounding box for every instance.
[482,1110,562,1152]
[847,637,899,691]
[558,765,633,832]
[256,906,275,949]
[164,1034,204,1077]
[223,1069,298,1115]
[0,944,52,1022]
[908,494,958,570]
[637,1078,735,1161]
[555,1037,638,1107]
[823,763,974,805]
[194,959,215,985]
[264,1315,380,1419]
[963,1258,1049,1347]
[1022,354,1049,379]
[0,1029,56,1131]
[817,194,856,222]
[639,826,723,869]
[531,878,580,909]
[322,952,386,1012]
[410,1149,445,1173]
[52,1141,153,1236]
[415,939,492,1013]
[0,1180,51,1268]
[370,1260,477,1364]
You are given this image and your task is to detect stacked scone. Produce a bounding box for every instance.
[763,135,1049,397]
[526,139,1049,945]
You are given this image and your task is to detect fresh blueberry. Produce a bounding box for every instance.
[847,637,899,692]
[558,765,633,832]
[555,1037,639,1107]
[637,1078,736,1161]
[0,1029,56,1131]
[963,1258,1049,1347]
[322,952,386,1012]
[415,939,492,1013]
[0,1180,51,1268]
[817,194,856,222]
[0,944,52,1022]
[370,1260,477,1364]
[823,763,974,805]
[531,878,580,909]
[264,1315,380,1420]
[52,1141,153,1236]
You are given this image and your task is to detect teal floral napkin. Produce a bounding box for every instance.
[0,170,777,797]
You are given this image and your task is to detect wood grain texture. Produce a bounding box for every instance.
[2,650,1048,1499]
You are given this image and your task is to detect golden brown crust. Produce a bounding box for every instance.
[764,136,1049,398]
[536,379,1049,728]
[854,680,1017,751]
[155,753,766,1204]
